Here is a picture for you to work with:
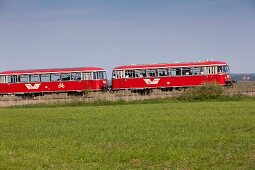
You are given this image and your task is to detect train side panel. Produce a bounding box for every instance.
[112,74,228,90]
[0,80,107,95]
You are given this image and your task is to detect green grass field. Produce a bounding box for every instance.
[0,100,254,169]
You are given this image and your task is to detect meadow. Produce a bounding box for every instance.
[0,100,254,169]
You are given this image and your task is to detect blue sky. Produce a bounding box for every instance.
[0,0,255,74]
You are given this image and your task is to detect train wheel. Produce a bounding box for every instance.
[21,94,34,100]
[68,92,85,96]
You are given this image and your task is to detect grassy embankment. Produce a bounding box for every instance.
[0,99,254,169]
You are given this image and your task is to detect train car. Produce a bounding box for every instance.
[112,61,232,93]
[0,67,107,98]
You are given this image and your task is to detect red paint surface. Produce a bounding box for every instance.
[112,61,231,90]
[0,80,107,94]
[112,74,230,90]
[0,67,107,95]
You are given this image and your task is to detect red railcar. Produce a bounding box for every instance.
[0,67,107,98]
[112,61,232,93]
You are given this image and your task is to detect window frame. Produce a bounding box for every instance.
[60,73,71,81]
[71,72,82,81]
[157,68,169,77]
[29,74,40,82]
[50,73,60,82]
[135,69,146,78]
[0,75,6,83]
[112,70,125,79]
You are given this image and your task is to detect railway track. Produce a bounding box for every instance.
[0,90,254,107]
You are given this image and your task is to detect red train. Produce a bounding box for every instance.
[112,61,232,94]
[0,61,233,98]
[0,67,108,98]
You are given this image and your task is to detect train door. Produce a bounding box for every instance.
[203,66,217,83]
[112,70,125,89]
[0,75,7,94]
[82,72,93,90]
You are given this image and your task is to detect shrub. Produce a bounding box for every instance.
[178,82,225,101]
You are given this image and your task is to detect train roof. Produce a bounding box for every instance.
[0,67,105,75]
[113,61,228,70]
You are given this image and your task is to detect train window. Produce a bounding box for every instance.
[29,74,39,82]
[169,68,181,76]
[61,73,70,81]
[50,73,60,81]
[83,72,92,80]
[113,71,125,79]
[112,72,116,79]
[191,67,202,75]
[213,66,217,74]
[98,72,107,79]
[205,66,217,75]
[135,70,146,77]
[93,72,99,79]
[169,68,176,76]
[125,70,135,78]
[218,65,229,74]
[158,68,168,76]
[205,67,209,75]
[71,72,81,80]
[0,76,6,83]
[182,68,192,76]
[176,68,181,76]
[19,75,28,82]
[40,74,50,82]
[7,75,18,83]
[147,69,157,77]
[218,66,222,73]
[223,65,230,73]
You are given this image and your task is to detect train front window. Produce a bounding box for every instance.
[223,65,230,73]
[98,72,107,79]
[218,65,230,74]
